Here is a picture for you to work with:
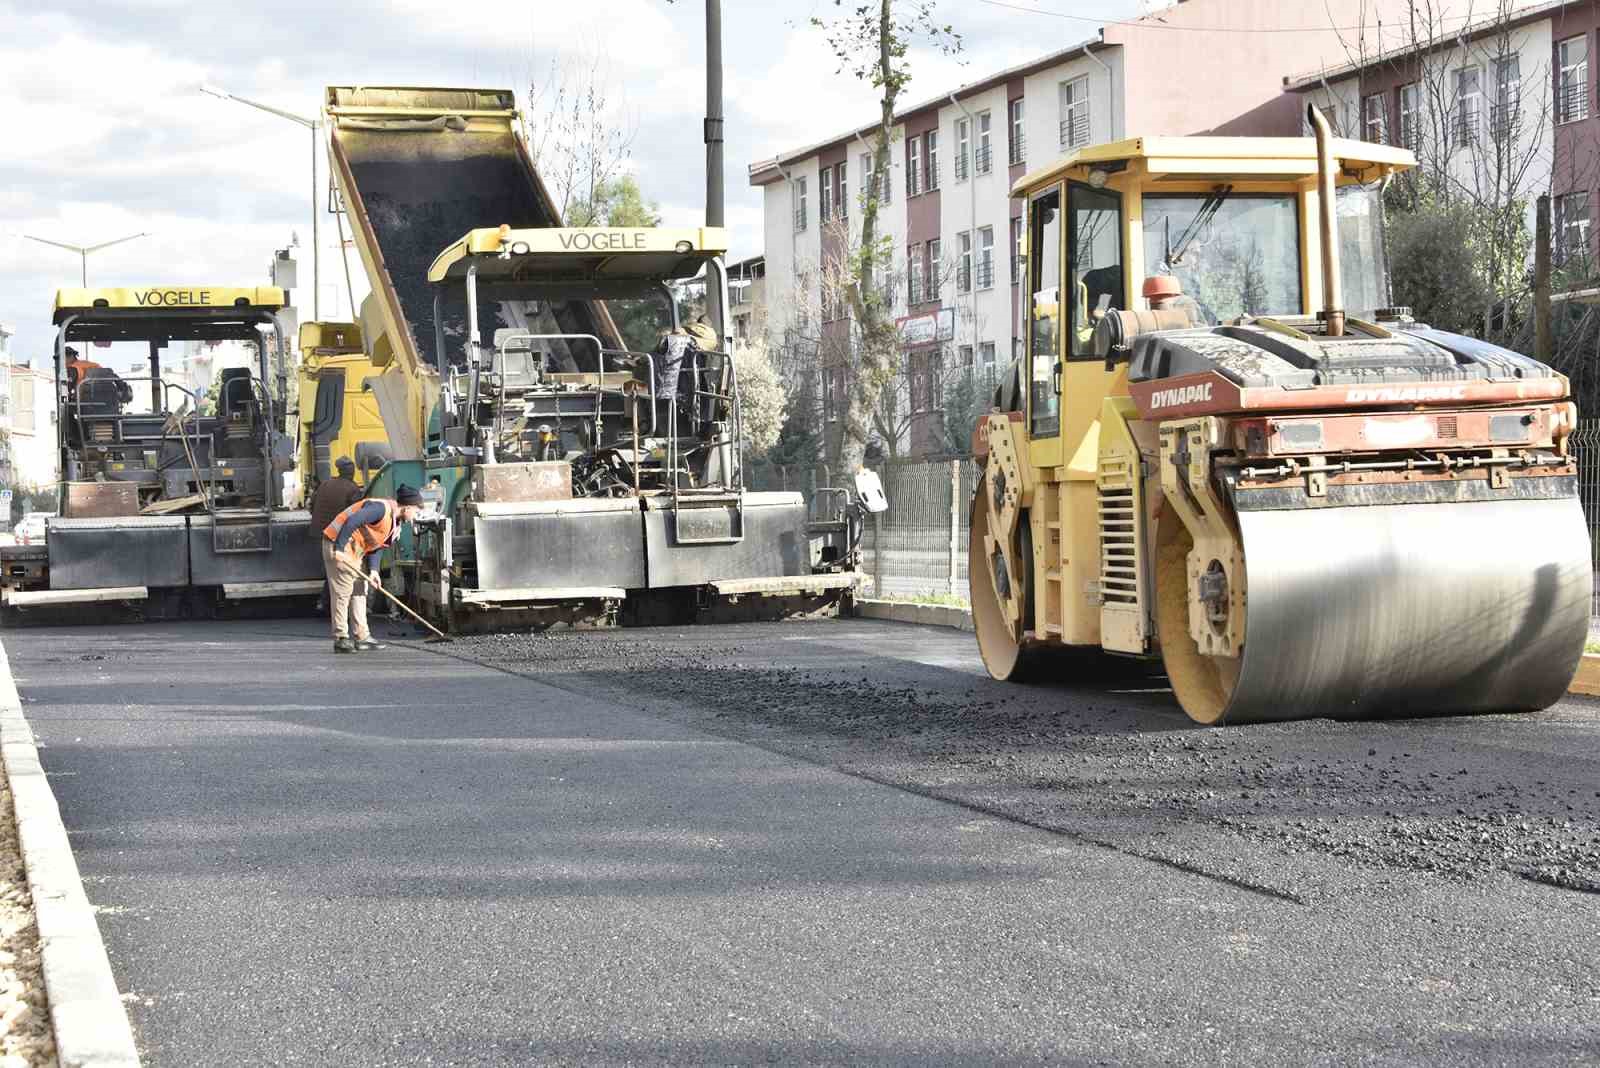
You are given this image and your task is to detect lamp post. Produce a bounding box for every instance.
[22,232,149,287]
[200,84,321,319]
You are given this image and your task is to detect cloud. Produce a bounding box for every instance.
[0,0,1140,361]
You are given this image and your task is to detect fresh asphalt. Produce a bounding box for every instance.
[4,617,1599,1066]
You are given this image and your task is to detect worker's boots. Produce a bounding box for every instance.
[333,638,357,654]
[354,639,386,652]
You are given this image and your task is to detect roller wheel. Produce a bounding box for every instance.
[969,478,1047,682]
[1154,507,1244,725]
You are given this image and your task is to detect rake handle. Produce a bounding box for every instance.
[335,556,449,641]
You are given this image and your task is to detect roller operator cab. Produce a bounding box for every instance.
[972,106,1591,725]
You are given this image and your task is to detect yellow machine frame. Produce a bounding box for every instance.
[982,134,1413,655]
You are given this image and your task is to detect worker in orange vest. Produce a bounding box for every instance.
[320,484,424,653]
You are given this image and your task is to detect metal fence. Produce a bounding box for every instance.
[748,456,978,602]
[759,425,1600,617]
[1570,421,1600,622]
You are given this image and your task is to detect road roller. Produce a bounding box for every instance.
[970,105,1592,725]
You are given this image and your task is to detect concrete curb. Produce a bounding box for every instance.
[854,599,974,632]
[0,639,141,1068]
[1569,653,1600,696]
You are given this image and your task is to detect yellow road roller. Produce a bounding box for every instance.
[970,106,1591,725]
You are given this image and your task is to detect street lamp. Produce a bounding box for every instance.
[200,83,321,319]
[22,232,149,287]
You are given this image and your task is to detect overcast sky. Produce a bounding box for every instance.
[0,0,1146,365]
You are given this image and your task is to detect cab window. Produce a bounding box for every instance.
[1068,183,1125,359]
[1028,188,1062,438]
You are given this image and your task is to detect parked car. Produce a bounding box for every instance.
[15,512,53,546]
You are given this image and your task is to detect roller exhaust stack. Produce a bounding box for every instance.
[1307,103,1345,338]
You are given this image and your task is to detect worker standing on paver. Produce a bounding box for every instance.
[320,485,424,654]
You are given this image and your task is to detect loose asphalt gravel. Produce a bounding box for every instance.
[3,615,1599,1065]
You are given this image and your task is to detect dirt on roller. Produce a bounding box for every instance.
[432,619,1600,906]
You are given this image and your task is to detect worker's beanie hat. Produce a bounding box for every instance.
[335,457,356,476]
[395,484,423,506]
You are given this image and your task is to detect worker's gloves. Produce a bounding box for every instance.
[368,570,381,588]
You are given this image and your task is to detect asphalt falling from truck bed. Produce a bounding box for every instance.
[433,623,1600,902]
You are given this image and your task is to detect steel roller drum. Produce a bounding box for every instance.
[1219,495,1591,722]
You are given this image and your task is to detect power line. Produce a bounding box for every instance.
[976,0,1485,36]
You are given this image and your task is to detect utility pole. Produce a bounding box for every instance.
[1534,193,1552,361]
[704,0,724,228]
[200,85,321,320]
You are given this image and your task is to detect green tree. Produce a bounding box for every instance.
[570,176,670,351]
[731,337,785,455]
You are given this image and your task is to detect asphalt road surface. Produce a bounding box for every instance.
[5,616,1599,1066]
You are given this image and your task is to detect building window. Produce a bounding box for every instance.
[1558,35,1590,124]
[1398,82,1421,150]
[925,130,939,191]
[837,162,848,219]
[1454,66,1481,146]
[906,134,922,197]
[1059,76,1090,148]
[955,118,970,181]
[793,176,808,232]
[822,365,842,423]
[1008,98,1025,166]
[976,226,995,289]
[907,246,924,305]
[979,341,995,365]
[957,231,973,293]
[911,357,942,413]
[1362,92,1387,143]
[927,238,942,301]
[819,170,833,221]
[1492,54,1520,141]
[1556,191,1593,267]
[976,111,993,174]
[860,152,891,207]
[958,344,973,366]
[1010,216,1023,284]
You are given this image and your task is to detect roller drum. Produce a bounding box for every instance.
[1221,496,1591,722]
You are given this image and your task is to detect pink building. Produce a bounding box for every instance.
[751,0,1516,457]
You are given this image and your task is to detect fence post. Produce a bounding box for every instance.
[872,510,883,598]
[948,458,960,596]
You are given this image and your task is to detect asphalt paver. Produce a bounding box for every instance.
[5,618,1600,1065]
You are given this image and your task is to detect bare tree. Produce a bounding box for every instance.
[809,0,961,473]
[522,44,640,224]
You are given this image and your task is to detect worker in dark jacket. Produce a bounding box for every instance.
[321,484,424,654]
[309,457,364,537]
[308,457,365,612]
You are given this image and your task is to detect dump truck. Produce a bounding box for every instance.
[323,86,866,631]
[0,286,323,618]
[970,106,1591,725]
[294,320,390,499]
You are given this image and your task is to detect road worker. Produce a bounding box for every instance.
[308,457,365,611]
[309,457,363,538]
[321,483,424,654]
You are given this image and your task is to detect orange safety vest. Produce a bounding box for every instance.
[322,498,398,557]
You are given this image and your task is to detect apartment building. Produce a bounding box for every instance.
[749,0,1466,456]
[0,324,12,489]
[5,363,58,490]
[728,255,767,349]
[1290,0,1600,269]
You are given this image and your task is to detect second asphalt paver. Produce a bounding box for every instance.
[7,619,1600,1065]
